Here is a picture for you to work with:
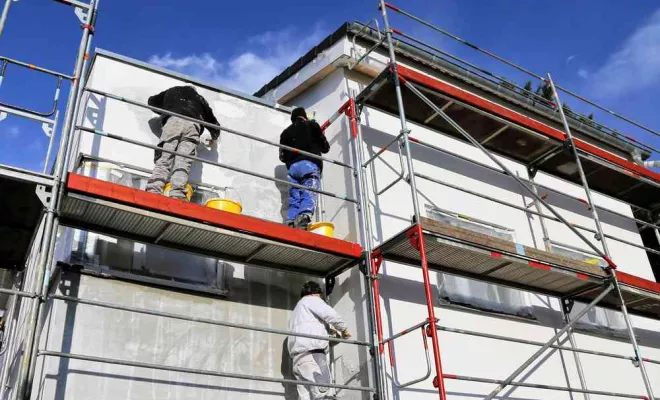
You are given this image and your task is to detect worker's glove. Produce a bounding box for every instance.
[340,329,351,339]
[200,131,214,150]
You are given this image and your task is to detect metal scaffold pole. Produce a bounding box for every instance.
[13,1,98,399]
[529,176,591,400]
[0,0,11,38]
[484,284,614,400]
[395,74,658,400]
[378,1,447,398]
[546,75,611,258]
[348,96,387,399]
[547,74,656,400]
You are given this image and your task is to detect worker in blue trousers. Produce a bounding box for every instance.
[279,107,330,230]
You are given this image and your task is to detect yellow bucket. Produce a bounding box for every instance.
[206,198,243,214]
[163,183,194,201]
[308,222,335,237]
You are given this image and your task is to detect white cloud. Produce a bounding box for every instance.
[1,125,20,139]
[148,25,326,95]
[588,9,660,98]
[149,53,222,82]
[577,68,590,79]
[566,55,576,64]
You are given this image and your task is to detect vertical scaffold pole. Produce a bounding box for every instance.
[349,97,387,399]
[0,0,12,38]
[529,176,591,400]
[13,2,98,399]
[378,1,446,398]
[547,74,655,400]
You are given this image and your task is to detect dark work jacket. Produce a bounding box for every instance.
[148,86,221,139]
[279,118,330,172]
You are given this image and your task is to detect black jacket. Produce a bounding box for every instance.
[148,86,220,139]
[279,119,330,171]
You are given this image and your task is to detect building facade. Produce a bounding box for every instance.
[0,8,659,400]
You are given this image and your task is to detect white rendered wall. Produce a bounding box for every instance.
[16,52,371,400]
[275,37,660,400]
[8,38,658,400]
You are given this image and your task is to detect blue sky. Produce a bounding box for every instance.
[1,0,660,173]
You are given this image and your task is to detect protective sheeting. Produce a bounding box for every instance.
[33,269,304,400]
[438,274,535,319]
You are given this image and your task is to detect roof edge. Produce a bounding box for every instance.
[253,23,352,98]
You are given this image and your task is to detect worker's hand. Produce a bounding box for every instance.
[200,131,214,150]
[340,329,351,339]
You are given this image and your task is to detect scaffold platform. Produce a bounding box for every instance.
[374,217,660,319]
[357,65,660,210]
[60,174,363,277]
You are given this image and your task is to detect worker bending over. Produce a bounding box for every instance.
[288,281,350,400]
[279,107,330,229]
[145,85,220,200]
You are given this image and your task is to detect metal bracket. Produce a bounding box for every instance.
[562,298,575,315]
[527,141,573,178]
[432,376,440,388]
[359,259,369,276]
[74,6,88,23]
[527,166,538,179]
[408,231,421,251]
[425,324,434,338]
[35,185,53,208]
[370,252,384,275]
[41,121,54,138]
[324,276,336,297]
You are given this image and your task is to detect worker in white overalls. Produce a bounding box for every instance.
[288,281,351,400]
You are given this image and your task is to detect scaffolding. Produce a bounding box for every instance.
[349,1,660,399]
[0,16,383,397]
[0,1,659,399]
[0,1,380,398]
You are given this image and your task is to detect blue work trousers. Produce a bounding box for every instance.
[287,160,321,222]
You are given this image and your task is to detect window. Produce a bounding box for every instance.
[425,205,534,319]
[58,227,230,296]
[425,206,515,241]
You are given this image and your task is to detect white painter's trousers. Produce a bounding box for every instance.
[292,352,334,400]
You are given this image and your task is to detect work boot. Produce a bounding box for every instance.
[285,220,295,228]
[169,194,190,202]
[294,214,312,230]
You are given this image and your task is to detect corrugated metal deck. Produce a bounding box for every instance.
[374,218,660,319]
[60,174,363,277]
